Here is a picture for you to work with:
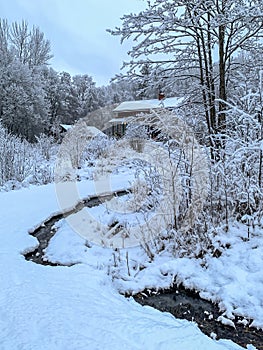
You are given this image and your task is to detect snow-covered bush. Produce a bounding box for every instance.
[0,123,57,190]
[124,123,149,152]
[35,133,56,161]
[93,138,135,177]
[203,90,263,236]
[0,125,34,186]
[81,134,115,165]
[57,121,111,173]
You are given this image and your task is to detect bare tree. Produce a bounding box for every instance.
[9,20,52,67]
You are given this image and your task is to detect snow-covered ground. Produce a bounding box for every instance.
[0,180,260,349]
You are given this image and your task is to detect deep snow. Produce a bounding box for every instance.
[0,180,259,349]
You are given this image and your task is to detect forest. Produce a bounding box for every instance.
[0,18,139,187]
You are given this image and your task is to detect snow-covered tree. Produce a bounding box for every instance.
[41,67,61,127]
[109,0,263,155]
[0,20,52,140]
[0,59,49,141]
[9,20,52,67]
[72,74,99,116]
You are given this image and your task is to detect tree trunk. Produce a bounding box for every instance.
[218,1,227,134]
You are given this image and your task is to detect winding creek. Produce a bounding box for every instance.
[24,191,263,350]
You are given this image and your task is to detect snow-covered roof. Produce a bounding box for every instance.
[108,118,131,124]
[85,126,105,137]
[60,124,105,137]
[113,97,184,113]
[60,124,72,131]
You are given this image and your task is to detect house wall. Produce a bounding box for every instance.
[103,123,127,138]
[114,109,150,118]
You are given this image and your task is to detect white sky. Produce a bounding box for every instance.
[1,0,146,86]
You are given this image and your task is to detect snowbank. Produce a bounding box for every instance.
[0,181,251,349]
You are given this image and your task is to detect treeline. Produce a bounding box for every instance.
[0,19,139,142]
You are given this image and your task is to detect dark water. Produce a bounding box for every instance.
[134,285,263,349]
[24,190,130,265]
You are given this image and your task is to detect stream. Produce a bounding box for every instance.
[24,189,129,265]
[24,191,263,350]
[134,286,263,349]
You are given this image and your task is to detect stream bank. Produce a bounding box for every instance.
[24,190,129,265]
[134,285,263,349]
[23,190,262,349]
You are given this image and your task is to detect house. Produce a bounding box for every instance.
[105,96,184,137]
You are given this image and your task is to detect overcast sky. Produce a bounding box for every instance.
[1,0,146,86]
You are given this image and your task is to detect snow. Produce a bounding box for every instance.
[113,96,184,112]
[217,316,236,329]
[109,224,263,330]
[60,124,72,131]
[50,177,263,333]
[108,117,129,124]
[0,181,248,349]
[82,125,106,137]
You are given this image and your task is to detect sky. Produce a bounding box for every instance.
[1,0,146,86]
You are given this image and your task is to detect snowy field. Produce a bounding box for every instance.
[0,180,260,349]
